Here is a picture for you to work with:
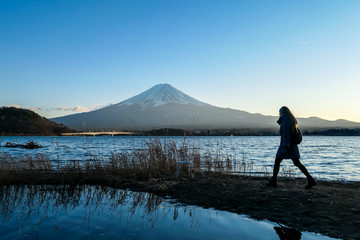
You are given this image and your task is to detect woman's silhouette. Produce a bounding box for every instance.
[267,106,316,189]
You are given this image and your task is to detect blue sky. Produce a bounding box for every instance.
[1,0,360,122]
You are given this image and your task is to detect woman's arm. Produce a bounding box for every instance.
[281,118,292,151]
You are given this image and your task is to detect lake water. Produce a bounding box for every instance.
[0,136,352,239]
[1,136,359,181]
[0,185,337,240]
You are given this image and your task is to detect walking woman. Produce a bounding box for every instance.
[267,106,317,189]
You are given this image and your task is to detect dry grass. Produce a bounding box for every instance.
[0,138,268,185]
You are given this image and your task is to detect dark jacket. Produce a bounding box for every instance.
[276,114,300,159]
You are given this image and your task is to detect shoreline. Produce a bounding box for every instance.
[2,129,360,137]
[1,172,359,240]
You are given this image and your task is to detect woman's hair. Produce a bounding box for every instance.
[280,106,297,127]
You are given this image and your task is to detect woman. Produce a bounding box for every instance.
[267,106,316,189]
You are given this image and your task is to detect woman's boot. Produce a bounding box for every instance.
[266,177,277,187]
[305,177,317,189]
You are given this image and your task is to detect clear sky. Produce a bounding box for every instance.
[1,0,360,122]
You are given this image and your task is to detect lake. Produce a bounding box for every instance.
[1,136,359,181]
[0,185,337,240]
[0,136,353,239]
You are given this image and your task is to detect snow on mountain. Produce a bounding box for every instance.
[115,83,208,109]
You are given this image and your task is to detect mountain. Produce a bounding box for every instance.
[51,84,360,131]
[0,107,73,135]
[116,83,209,109]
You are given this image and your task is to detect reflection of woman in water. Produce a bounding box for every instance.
[274,223,302,240]
[267,106,316,189]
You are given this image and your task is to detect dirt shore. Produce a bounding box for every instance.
[110,174,359,240]
[2,172,359,239]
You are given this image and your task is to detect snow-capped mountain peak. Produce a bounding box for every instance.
[117,83,208,108]
[51,83,360,131]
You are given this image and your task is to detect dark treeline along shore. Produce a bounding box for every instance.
[0,107,73,136]
[1,138,359,240]
[146,127,360,136]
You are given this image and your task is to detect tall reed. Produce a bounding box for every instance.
[0,138,262,184]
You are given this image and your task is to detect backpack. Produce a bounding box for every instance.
[291,126,302,144]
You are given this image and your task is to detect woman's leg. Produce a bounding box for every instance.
[291,158,311,178]
[272,157,283,179]
[291,158,316,188]
[267,157,283,186]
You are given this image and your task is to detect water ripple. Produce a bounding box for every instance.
[1,136,360,181]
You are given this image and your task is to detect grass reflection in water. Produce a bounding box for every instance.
[0,185,205,239]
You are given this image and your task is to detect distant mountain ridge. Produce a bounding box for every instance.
[51,84,360,131]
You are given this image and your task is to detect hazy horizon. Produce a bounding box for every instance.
[1,1,359,122]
